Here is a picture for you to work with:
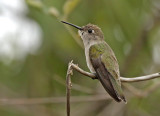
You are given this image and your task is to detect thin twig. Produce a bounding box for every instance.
[65,61,160,116]
[70,63,96,79]
[69,62,160,82]
[66,61,73,116]
[120,72,160,82]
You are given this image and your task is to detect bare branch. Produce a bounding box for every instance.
[120,72,160,82]
[70,63,96,79]
[66,61,73,116]
[66,62,160,116]
[69,62,160,82]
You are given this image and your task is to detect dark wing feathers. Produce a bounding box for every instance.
[89,43,126,102]
[91,57,121,102]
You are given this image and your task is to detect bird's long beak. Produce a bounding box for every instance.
[61,21,83,30]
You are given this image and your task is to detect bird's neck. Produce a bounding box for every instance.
[83,39,104,50]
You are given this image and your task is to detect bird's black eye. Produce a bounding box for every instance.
[88,29,92,33]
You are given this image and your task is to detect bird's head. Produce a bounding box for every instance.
[61,21,104,46]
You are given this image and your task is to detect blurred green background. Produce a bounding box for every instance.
[0,0,160,116]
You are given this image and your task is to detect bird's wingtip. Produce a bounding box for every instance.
[122,97,127,104]
[118,96,127,104]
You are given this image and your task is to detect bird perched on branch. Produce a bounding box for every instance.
[61,21,126,103]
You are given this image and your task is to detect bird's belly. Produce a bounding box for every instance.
[85,49,95,73]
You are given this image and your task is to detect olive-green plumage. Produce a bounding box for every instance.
[61,21,126,103]
[89,42,126,102]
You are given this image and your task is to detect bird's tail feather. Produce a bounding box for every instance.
[109,75,126,103]
[97,68,126,103]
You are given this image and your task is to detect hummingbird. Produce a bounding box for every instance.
[61,21,126,103]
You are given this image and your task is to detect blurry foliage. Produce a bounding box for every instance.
[0,0,160,116]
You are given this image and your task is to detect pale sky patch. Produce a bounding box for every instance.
[0,0,42,64]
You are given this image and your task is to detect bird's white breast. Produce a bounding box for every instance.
[78,30,102,73]
[85,46,96,73]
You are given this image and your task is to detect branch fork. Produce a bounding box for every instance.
[66,61,160,116]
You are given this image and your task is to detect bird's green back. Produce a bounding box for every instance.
[89,42,126,102]
[89,42,120,80]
